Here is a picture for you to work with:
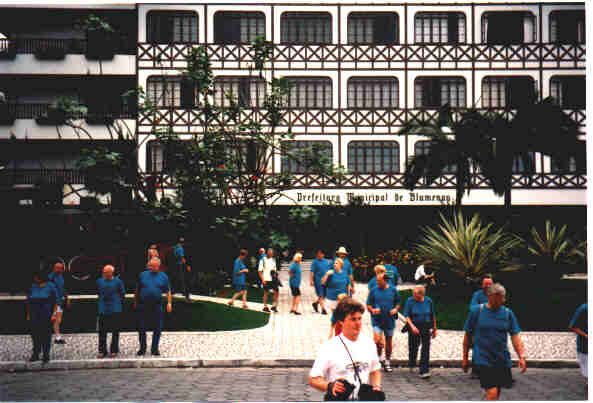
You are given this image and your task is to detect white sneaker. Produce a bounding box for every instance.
[420,372,431,378]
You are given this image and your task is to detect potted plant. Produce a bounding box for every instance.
[36,96,86,125]
[82,15,116,60]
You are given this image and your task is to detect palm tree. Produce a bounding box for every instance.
[483,97,584,208]
[401,104,494,206]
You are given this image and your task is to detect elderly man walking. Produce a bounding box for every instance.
[134,257,172,356]
[462,283,526,400]
[258,248,279,313]
[96,265,126,358]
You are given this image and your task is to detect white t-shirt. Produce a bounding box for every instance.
[414,265,426,281]
[310,334,381,399]
[258,256,277,282]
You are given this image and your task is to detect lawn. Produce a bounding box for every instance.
[398,277,587,331]
[215,285,267,303]
[1,297,269,335]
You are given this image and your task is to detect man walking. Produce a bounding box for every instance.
[335,247,355,296]
[367,272,400,372]
[258,248,278,313]
[134,257,172,356]
[310,249,330,315]
[309,297,383,400]
[173,237,191,300]
[462,283,526,400]
[256,248,265,288]
[48,262,69,344]
[470,276,493,308]
[96,265,125,358]
[228,249,249,308]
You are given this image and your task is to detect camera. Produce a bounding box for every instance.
[324,379,355,401]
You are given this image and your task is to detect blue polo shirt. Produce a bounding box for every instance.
[233,258,247,286]
[137,270,170,303]
[384,264,401,285]
[367,285,400,330]
[470,289,488,308]
[289,262,302,288]
[173,244,185,265]
[325,270,350,301]
[97,277,126,315]
[464,304,521,368]
[570,303,588,354]
[28,282,58,323]
[48,272,65,304]
[311,258,331,284]
[403,296,435,325]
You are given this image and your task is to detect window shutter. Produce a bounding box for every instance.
[239,78,250,107]
[180,77,195,109]
[374,15,396,45]
[246,140,257,172]
[507,77,534,108]
[447,13,459,43]
[163,15,174,42]
[563,76,585,109]
[487,12,523,44]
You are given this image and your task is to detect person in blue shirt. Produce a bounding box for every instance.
[368,265,396,291]
[462,283,526,401]
[310,249,330,315]
[228,249,249,309]
[173,237,192,300]
[48,262,69,344]
[134,257,172,356]
[383,262,401,286]
[289,252,303,315]
[403,285,437,378]
[26,270,58,363]
[569,303,587,379]
[255,248,265,288]
[366,273,400,373]
[96,264,126,358]
[321,257,350,313]
[470,276,493,308]
[334,247,355,296]
[468,275,494,378]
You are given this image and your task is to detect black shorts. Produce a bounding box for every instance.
[263,283,278,292]
[290,286,301,296]
[477,366,513,390]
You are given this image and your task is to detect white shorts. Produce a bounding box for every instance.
[578,352,588,377]
[325,299,338,312]
[56,305,63,313]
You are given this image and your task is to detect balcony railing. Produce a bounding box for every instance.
[0,37,136,57]
[144,172,586,190]
[137,42,585,68]
[0,169,86,186]
[137,107,586,134]
[1,103,136,121]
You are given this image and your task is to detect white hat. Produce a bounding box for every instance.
[337,246,348,255]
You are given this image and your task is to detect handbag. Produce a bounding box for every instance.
[337,336,386,401]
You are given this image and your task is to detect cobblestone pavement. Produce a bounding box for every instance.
[0,261,580,363]
[0,367,587,401]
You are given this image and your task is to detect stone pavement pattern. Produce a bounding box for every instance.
[0,260,579,364]
[0,367,587,401]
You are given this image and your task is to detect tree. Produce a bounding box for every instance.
[400,104,494,206]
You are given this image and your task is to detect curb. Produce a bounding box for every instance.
[0,358,578,373]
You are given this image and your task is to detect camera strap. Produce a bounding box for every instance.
[338,335,363,386]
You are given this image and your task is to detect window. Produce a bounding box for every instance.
[286,77,332,108]
[347,77,398,108]
[147,11,198,43]
[281,141,332,173]
[280,12,332,44]
[414,141,456,173]
[414,12,466,44]
[146,76,196,108]
[512,152,535,173]
[483,11,536,44]
[214,77,267,107]
[550,10,585,44]
[482,77,536,108]
[550,76,586,109]
[347,12,398,44]
[146,140,185,172]
[347,141,399,173]
[214,12,265,44]
[551,142,586,173]
[414,77,466,108]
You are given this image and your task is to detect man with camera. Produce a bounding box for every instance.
[309,297,384,401]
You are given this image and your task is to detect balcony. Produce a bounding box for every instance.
[137,107,586,135]
[0,103,135,122]
[0,169,85,186]
[137,42,585,70]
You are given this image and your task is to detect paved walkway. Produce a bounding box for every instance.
[0,260,581,371]
[0,367,587,401]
